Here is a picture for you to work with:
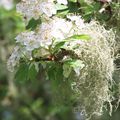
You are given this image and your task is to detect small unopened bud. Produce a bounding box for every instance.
[99,8,105,13]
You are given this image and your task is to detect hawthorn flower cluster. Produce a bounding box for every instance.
[7,0,86,72]
[16,0,68,24]
[7,16,85,71]
[7,0,113,74]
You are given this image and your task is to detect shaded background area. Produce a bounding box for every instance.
[0,0,120,120]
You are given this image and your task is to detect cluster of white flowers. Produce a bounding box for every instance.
[7,45,33,72]
[16,0,68,24]
[7,14,86,71]
[38,17,73,41]
[15,16,75,48]
[15,31,40,51]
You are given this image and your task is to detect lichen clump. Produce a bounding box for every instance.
[68,21,116,119]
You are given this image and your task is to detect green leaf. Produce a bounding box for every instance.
[53,41,66,53]
[26,18,41,30]
[66,34,91,41]
[64,59,85,68]
[55,4,68,10]
[63,59,85,77]
[68,0,77,3]
[15,63,29,82]
[57,9,69,17]
[28,64,38,80]
[47,62,64,90]
[46,62,74,106]
[63,63,72,78]
[53,34,90,53]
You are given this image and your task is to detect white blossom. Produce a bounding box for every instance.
[16,0,57,24]
[67,15,85,28]
[38,17,73,43]
[56,0,68,5]
[16,31,40,51]
[14,17,72,54]
[38,22,53,47]
[16,0,39,23]
[7,46,21,72]
[7,46,33,72]
[52,17,73,39]
[39,2,56,17]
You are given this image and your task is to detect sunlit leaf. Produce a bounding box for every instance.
[55,4,68,10]
[66,34,91,41]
